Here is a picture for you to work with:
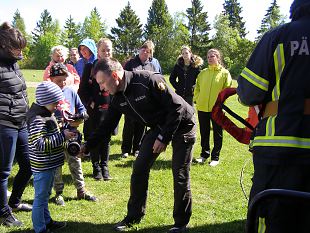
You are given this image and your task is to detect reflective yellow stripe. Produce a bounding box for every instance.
[258,217,266,233]
[265,116,276,136]
[253,136,310,149]
[272,44,285,101]
[241,67,269,91]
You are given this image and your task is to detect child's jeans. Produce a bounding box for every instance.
[32,169,56,233]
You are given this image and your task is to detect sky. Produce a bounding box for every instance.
[0,0,292,41]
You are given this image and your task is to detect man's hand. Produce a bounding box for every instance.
[153,139,167,154]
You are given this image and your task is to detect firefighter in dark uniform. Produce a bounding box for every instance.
[237,0,310,232]
[82,58,196,233]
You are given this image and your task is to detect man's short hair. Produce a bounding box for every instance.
[93,58,123,76]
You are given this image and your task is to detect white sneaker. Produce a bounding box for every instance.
[122,153,129,158]
[194,157,207,164]
[54,194,65,206]
[7,190,12,198]
[209,160,219,167]
[134,150,139,157]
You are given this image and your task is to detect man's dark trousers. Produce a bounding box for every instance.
[126,119,196,227]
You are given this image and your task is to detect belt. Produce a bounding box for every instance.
[263,98,310,118]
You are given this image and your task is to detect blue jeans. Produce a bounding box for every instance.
[32,169,56,233]
[0,125,32,216]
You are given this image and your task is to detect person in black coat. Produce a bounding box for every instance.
[83,58,196,233]
[121,41,162,158]
[78,38,115,181]
[0,22,32,227]
[169,45,203,106]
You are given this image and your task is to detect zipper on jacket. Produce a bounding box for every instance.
[14,70,29,110]
[208,69,215,111]
[122,93,147,124]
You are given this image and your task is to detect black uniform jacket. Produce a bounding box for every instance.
[0,56,29,129]
[86,70,195,150]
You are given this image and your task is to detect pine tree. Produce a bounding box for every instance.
[81,7,107,42]
[12,9,30,68]
[12,9,26,36]
[31,9,57,44]
[223,0,247,38]
[185,0,211,55]
[110,2,143,60]
[144,0,174,73]
[30,9,60,69]
[256,0,285,41]
[61,15,82,49]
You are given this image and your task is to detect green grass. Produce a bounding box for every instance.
[1,71,254,233]
[22,69,44,83]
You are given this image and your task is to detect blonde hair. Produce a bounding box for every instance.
[181,45,192,54]
[207,48,223,66]
[50,45,69,60]
[97,37,112,49]
[70,47,78,53]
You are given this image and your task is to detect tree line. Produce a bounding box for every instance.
[11,0,286,78]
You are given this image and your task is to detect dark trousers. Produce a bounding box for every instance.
[248,154,310,233]
[197,111,223,160]
[126,120,196,227]
[121,115,145,154]
[88,109,111,170]
[0,125,32,215]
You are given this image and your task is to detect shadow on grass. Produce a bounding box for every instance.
[110,138,122,146]
[114,158,172,171]
[8,219,246,233]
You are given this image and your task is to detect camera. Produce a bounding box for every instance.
[61,110,88,156]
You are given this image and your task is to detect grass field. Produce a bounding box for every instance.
[1,70,254,233]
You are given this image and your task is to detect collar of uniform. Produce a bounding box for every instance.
[122,70,133,93]
[209,64,222,71]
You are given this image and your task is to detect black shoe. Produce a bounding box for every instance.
[46,219,67,231]
[102,166,112,181]
[168,225,189,233]
[0,212,23,227]
[114,217,140,232]
[93,168,103,180]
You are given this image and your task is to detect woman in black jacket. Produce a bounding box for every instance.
[169,45,203,106]
[0,22,32,227]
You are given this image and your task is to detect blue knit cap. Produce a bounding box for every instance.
[290,0,310,18]
[36,81,64,106]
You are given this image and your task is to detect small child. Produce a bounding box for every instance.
[49,63,96,205]
[27,81,75,233]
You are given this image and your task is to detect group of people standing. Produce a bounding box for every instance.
[2,1,309,232]
[0,20,232,233]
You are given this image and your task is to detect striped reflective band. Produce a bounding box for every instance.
[253,136,310,149]
[272,44,285,101]
[265,116,276,136]
[258,217,266,233]
[241,67,269,91]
